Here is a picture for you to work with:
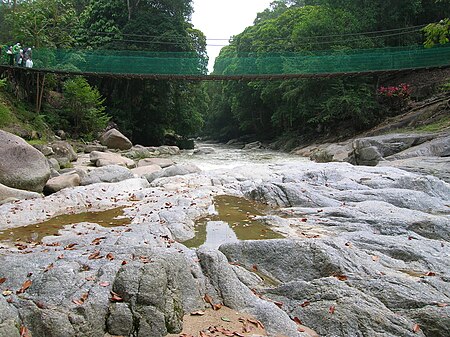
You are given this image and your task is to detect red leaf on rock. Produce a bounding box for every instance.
[213,303,223,311]
[247,318,264,329]
[121,260,127,266]
[0,277,6,284]
[88,250,102,260]
[424,272,436,277]
[17,280,32,294]
[413,324,420,333]
[293,317,302,325]
[300,300,310,307]
[110,291,123,302]
[334,274,348,281]
[204,294,213,305]
[251,264,258,272]
[190,310,205,316]
[20,325,31,337]
[329,305,335,314]
[274,301,283,308]
[44,263,54,272]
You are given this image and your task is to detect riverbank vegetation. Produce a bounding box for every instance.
[0,0,449,147]
[203,0,450,145]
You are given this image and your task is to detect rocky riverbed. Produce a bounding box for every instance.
[0,130,449,337]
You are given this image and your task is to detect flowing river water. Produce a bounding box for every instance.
[0,141,309,247]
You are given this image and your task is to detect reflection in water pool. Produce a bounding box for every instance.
[183,195,284,249]
[0,207,131,243]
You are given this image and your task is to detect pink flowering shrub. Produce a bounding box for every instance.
[377,83,412,114]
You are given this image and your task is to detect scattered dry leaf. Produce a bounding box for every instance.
[17,280,32,294]
[213,303,223,311]
[44,263,54,272]
[106,253,114,261]
[424,272,436,277]
[247,318,264,329]
[110,291,123,302]
[19,325,31,337]
[64,243,78,250]
[204,294,213,305]
[190,310,205,316]
[437,303,448,307]
[88,250,102,260]
[329,305,335,314]
[0,277,6,284]
[300,300,310,307]
[334,274,348,281]
[99,282,110,287]
[293,317,302,325]
[412,324,421,333]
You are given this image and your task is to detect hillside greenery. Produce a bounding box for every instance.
[203,0,450,143]
[0,0,449,146]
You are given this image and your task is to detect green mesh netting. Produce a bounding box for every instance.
[2,44,450,76]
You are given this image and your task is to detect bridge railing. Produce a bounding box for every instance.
[1,44,450,77]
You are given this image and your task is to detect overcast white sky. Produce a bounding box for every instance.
[191,0,273,72]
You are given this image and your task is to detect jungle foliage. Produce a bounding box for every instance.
[1,0,207,144]
[204,0,450,142]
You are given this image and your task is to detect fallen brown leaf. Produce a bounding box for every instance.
[64,243,78,250]
[88,250,102,260]
[0,277,6,284]
[412,324,420,333]
[190,310,205,316]
[329,305,335,314]
[110,291,123,302]
[437,303,448,307]
[44,263,54,272]
[106,253,114,261]
[334,274,348,281]
[212,303,223,311]
[19,325,31,337]
[300,300,310,307]
[17,280,32,294]
[247,318,264,329]
[204,293,213,305]
[293,317,302,325]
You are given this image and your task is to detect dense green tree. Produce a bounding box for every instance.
[204,1,450,143]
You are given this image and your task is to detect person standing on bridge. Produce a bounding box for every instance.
[6,46,13,66]
[12,43,21,66]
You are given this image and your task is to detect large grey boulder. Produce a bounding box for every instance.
[386,134,450,159]
[44,171,81,194]
[350,133,436,166]
[378,156,450,183]
[146,164,201,183]
[131,165,162,178]
[138,158,174,168]
[0,130,51,192]
[50,141,77,162]
[90,151,135,168]
[0,182,42,204]
[99,129,132,150]
[80,165,134,186]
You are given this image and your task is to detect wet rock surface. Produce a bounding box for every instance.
[0,144,448,337]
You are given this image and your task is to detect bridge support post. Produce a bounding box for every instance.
[35,72,45,114]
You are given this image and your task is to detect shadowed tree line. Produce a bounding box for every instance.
[0,0,207,145]
[203,0,450,144]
